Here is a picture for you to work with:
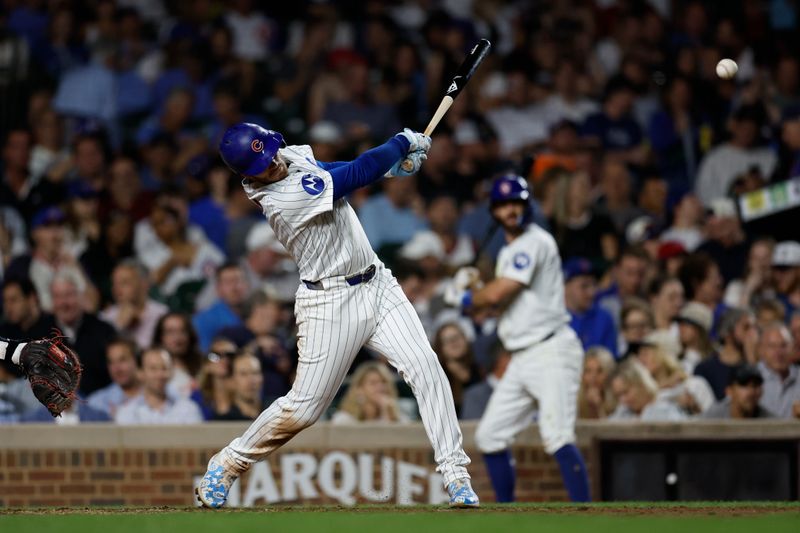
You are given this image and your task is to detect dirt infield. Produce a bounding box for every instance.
[2,502,799,516]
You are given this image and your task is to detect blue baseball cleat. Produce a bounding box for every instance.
[447,479,480,508]
[196,454,237,508]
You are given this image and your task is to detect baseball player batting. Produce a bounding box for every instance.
[197,123,478,508]
[444,175,590,502]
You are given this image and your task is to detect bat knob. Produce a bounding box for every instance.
[400,159,414,172]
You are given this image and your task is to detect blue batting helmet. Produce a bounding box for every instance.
[219,123,284,176]
[490,175,530,205]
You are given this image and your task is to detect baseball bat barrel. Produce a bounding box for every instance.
[400,39,491,172]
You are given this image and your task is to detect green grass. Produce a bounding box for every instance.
[1,503,799,533]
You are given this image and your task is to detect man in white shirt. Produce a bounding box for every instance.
[757,321,800,419]
[695,104,777,205]
[115,347,203,425]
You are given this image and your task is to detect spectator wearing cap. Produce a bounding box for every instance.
[461,342,512,421]
[702,364,775,419]
[660,192,704,252]
[695,308,759,400]
[192,262,249,353]
[757,321,800,418]
[696,198,750,284]
[624,215,662,260]
[723,237,776,309]
[596,246,650,331]
[564,258,617,357]
[240,222,299,303]
[657,243,687,279]
[771,241,800,319]
[676,302,714,374]
[647,275,684,337]
[100,260,168,350]
[5,206,79,312]
[695,104,777,206]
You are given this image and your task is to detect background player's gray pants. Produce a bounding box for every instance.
[220,265,471,487]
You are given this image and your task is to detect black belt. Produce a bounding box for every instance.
[303,264,376,291]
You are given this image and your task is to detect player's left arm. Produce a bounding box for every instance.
[324,136,409,200]
[469,277,525,309]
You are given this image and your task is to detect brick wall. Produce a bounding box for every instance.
[1,421,797,507]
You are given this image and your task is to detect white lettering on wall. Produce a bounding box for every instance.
[281,453,319,501]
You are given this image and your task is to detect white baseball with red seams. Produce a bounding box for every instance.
[716,58,738,80]
[210,144,472,491]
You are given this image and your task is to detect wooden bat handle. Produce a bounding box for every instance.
[424,95,454,136]
[400,96,454,172]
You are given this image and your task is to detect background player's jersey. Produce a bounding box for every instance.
[495,224,570,351]
[242,144,377,281]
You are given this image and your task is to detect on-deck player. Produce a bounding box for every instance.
[444,175,591,502]
[196,123,479,508]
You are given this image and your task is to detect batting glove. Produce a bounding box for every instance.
[396,128,432,154]
[443,282,473,309]
[453,266,482,291]
[385,151,428,177]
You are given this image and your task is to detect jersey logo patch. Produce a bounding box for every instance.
[512,252,531,269]
[301,174,325,196]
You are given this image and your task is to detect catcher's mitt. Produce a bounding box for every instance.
[19,334,82,417]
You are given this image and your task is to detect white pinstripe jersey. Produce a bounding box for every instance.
[241,144,377,282]
[495,224,570,351]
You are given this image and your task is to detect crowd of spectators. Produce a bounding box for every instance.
[1,0,800,425]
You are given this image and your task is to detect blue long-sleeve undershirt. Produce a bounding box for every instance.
[317,136,410,201]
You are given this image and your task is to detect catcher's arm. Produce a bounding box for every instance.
[0,334,83,417]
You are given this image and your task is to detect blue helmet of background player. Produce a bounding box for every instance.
[219,123,284,176]
[489,174,532,227]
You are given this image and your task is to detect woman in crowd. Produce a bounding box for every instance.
[331,361,409,424]
[647,275,685,336]
[609,359,687,421]
[636,335,715,415]
[432,322,481,416]
[618,297,655,358]
[723,237,775,309]
[577,347,617,419]
[153,312,203,398]
[192,337,236,420]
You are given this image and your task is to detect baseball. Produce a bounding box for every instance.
[716,58,738,80]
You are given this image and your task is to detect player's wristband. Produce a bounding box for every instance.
[461,290,473,310]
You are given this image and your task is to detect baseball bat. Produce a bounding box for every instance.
[401,39,492,171]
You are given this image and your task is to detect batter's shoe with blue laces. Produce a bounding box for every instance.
[196,454,238,508]
[447,479,480,508]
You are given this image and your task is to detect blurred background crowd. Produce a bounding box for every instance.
[1,0,799,426]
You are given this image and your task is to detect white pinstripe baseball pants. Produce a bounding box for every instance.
[218,264,471,486]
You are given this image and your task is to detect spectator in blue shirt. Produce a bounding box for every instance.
[564,257,618,357]
[86,337,142,418]
[358,176,427,256]
[192,262,250,352]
